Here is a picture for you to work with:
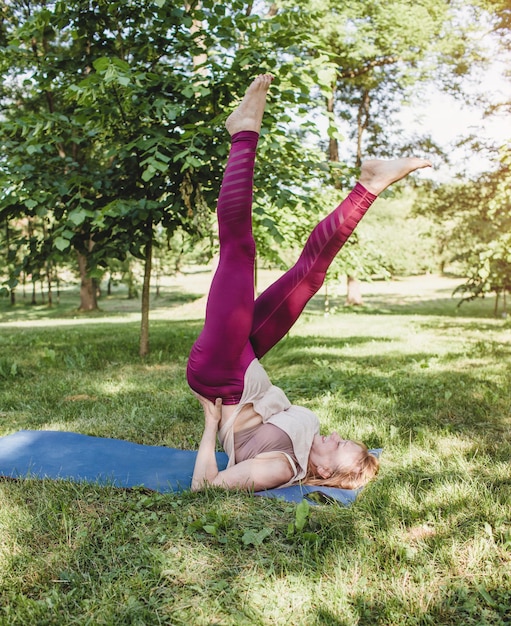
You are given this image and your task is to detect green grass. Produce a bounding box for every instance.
[0,277,510,625]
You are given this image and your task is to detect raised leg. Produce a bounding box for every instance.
[250,157,432,358]
[186,75,273,404]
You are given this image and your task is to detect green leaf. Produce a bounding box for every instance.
[241,528,273,546]
[142,166,156,182]
[112,57,130,71]
[26,144,43,156]
[93,57,110,72]
[477,585,497,608]
[68,209,88,227]
[294,499,310,532]
[54,236,71,251]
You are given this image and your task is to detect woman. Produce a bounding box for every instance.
[187,74,431,492]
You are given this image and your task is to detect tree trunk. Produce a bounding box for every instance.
[139,222,153,358]
[356,89,370,167]
[346,275,363,306]
[185,1,207,81]
[324,282,330,315]
[326,85,365,304]
[327,93,339,164]
[46,262,53,307]
[326,88,343,189]
[127,266,137,299]
[77,250,98,311]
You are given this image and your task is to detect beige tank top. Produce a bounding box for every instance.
[218,359,319,487]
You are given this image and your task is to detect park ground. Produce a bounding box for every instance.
[0,273,510,625]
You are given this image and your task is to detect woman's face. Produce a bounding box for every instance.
[309,433,364,478]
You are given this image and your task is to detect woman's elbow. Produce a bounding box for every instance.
[191,479,205,492]
[191,476,222,491]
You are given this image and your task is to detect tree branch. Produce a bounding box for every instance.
[338,55,400,79]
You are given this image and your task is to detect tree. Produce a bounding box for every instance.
[417,150,511,314]
[0,0,327,354]
[271,0,510,303]
[2,1,509,342]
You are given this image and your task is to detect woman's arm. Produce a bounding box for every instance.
[191,396,224,491]
[193,454,295,492]
[191,395,294,491]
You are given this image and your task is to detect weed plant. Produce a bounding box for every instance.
[0,280,510,625]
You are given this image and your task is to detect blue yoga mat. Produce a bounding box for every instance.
[0,430,380,505]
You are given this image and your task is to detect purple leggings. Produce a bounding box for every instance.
[186,130,376,404]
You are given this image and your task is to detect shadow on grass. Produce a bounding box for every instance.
[2,315,509,444]
[2,470,508,625]
[263,334,511,445]
[1,372,509,623]
[351,585,511,626]
[1,287,510,623]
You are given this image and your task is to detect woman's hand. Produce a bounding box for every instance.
[191,394,223,491]
[191,391,294,491]
[194,393,222,429]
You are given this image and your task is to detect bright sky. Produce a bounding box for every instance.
[325,53,510,184]
[402,58,511,182]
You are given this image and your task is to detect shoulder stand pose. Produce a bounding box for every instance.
[187,74,431,492]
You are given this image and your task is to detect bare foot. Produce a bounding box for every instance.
[225,74,274,136]
[358,157,432,195]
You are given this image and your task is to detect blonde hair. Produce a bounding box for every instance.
[303,442,379,490]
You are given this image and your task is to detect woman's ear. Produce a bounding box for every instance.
[316,465,333,479]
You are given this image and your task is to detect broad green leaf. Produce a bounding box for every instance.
[68,209,88,227]
[294,499,310,532]
[93,57,110,72]
[54,236,71,251]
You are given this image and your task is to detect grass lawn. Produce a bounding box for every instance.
[0,274,510,625]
